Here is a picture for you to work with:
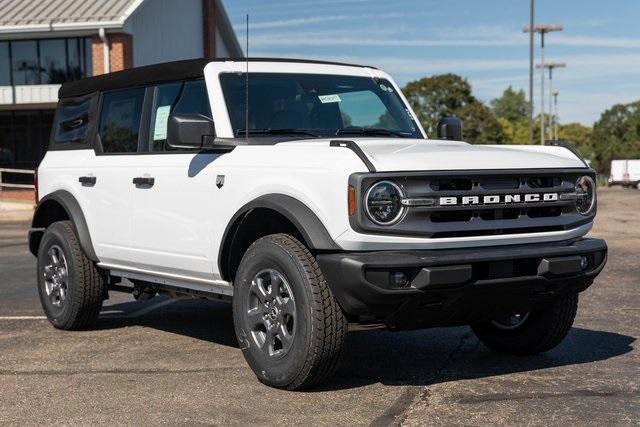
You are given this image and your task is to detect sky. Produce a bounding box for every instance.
[224,0,640,125]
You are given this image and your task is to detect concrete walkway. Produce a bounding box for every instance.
[0,197,33,223]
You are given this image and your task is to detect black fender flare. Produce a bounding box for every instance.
[218,194,340,274]
[30,190,98,261]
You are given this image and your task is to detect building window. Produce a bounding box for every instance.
[40,39,67,84]
[0,37,92,86]
[0,42,10,85]
[11,40,40,85]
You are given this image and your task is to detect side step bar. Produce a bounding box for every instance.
[98,263,233,299]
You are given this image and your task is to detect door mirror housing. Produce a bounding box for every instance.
[166,113,215,149]
[436,116,463,141]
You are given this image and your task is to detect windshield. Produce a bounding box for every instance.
[219,73,422,139]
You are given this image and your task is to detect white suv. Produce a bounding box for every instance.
[30,58,607,390]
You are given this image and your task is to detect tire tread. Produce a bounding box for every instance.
[41,221,104,330]
[268,234,347,390]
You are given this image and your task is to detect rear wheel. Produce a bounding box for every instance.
[472,292,578,355]
[233,233,347,390]
[37,221,105,330]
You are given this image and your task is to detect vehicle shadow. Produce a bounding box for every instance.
[92,298,635,391]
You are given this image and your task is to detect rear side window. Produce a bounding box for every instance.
[148,80,211,152]
[52,97,92,145]
[98,88,145,153]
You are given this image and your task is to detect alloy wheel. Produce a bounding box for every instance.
[43,245,69,308]
[246,269,297,359]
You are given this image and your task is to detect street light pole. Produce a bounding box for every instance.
[540,31,545,144]
[553,90,559,140]
[536,62,566,141]
[527,0,534,145]
[548,64,556,139]
[524,24,563,144]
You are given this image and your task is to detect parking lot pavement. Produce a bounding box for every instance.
[0,187,638,425]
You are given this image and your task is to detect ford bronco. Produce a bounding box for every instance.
[29,58,607,390]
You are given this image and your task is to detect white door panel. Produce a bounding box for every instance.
[87,157,137,265]
[130,152,225,277]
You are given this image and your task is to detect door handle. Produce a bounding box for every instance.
[79,176,96,186]
[133,176,155,187]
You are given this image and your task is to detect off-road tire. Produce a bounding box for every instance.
[233,233,347,390]
[471,292,579,355]
[37,221,105,330]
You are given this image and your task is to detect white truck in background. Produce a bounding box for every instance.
[609,160,640,189]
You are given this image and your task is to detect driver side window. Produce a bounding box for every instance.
[148,80,212,152]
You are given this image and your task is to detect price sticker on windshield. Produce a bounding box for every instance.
[318,94,341,103]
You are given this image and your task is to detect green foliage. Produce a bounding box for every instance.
[490,86,528,123]
[458,101,506,144]
[491,86,532,145]
[558,122,592,153]
[402,74,505,144]
[589,101,640,173]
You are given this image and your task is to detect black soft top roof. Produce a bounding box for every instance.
[59,57,375,98]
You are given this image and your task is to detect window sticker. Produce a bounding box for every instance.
[153,105,171,140]
[318,94,341,103]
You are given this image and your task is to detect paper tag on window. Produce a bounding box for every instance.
[318,94,341,103]
[153,105,171,141]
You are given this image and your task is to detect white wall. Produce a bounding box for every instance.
[126,0,204,67]
[0,84,60,104]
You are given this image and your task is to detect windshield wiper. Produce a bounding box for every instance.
[335,127,411,138]
[235,128,320,137]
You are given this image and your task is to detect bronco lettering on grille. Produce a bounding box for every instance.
[439,193,559,206]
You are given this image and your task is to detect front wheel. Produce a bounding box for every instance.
[232,234,347,390]
[471,292,579,355]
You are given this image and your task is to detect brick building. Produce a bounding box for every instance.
[0,0,242,174]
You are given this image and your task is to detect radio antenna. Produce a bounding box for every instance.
[245,14,249,142]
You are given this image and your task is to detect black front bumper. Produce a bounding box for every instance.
[317,238,607,330]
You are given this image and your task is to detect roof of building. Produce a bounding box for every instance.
[0,0,143,30]
[59,57,375,98]
[0,0,241,58]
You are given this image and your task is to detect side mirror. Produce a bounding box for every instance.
[167,113,215,149]
[436,116,463,141]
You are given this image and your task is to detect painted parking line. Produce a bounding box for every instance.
[0,315,47,320]
[0,299,177,321]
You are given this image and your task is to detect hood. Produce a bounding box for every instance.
[348,139,587,172]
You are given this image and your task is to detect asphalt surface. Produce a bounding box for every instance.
[0,187,638,425]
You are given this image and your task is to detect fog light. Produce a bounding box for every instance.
[580,256,589,270]
[391,271,409,287]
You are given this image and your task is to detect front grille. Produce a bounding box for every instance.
[352,169,594,238]
[421,172,576,237]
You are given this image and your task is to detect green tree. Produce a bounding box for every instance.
[458,101,506,144]
[402,73,505,144]
[590,101,640,173]
[490,86,528,123]
[558,122,593,161]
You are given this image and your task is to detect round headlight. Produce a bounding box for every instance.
[365,181,405,225]
[575,175,596,215]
